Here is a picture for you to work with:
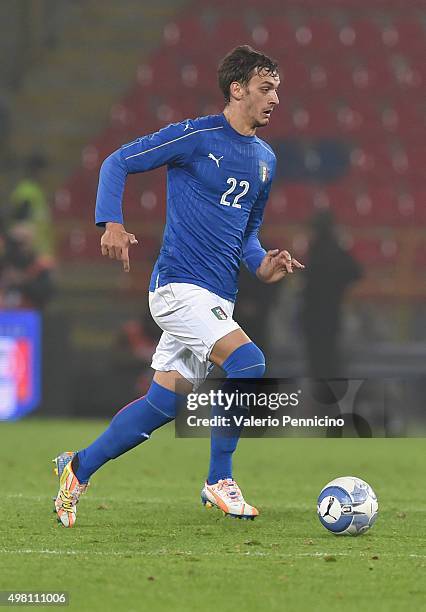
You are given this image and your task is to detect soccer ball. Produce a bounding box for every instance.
[317,476,378,536]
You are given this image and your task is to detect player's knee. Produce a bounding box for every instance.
[221,342,266,378]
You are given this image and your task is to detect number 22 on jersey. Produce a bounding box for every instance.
[220,178,250,209]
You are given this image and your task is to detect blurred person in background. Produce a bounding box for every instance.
[301,209,362,380]
[0,222,55,310]
[9,153,54,255]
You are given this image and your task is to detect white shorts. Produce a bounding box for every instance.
[149,283,240,387]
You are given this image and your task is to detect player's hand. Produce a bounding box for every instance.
[256,249,305,283]
[100,222,138,272]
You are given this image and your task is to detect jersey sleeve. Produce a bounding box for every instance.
[95,119,198,226]
[241,158,276,275]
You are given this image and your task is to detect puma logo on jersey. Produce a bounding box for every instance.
[208,153,223,167]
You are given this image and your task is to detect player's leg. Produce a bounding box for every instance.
[54,281,203,527]
[53,315,195,526]
[153,369,193,393]
[207,328,265,481]
[72,369,191,481]
[201,329,266,518]
[208,327,252,366]
[53,368,191,527]
[145,282,266,517]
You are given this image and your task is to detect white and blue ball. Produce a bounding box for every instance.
[317,476,378,536]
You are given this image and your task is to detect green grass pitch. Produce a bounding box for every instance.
[0,419,425,611]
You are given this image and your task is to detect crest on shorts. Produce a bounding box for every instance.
[259,161,269,183]
[211,306,228,320]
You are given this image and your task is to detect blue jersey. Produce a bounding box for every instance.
[95,113,276,302]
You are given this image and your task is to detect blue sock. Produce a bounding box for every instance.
[207,342,266,485]
[73,381,185,483]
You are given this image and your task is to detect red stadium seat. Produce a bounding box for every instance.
[392,145,426,183]
[307,63,329,92]
[336,187,399,227]
[54,170,99,219]
[414,243,426,267]
[323,184,352,217]
[266,184,314,223]
[303,17,339,52]
[349,146,380,183]
[394,192,421,224]
[57,225,102,261]
[335,103,365,135]
[349,237,399,265]
[379,101,418,137]
[123,173,167,221]
[254,17,298,54]
[162,18,212,51]
[344,19,384,54]
[326,188,366,226]
[408,189,426,222]
[211,14,251,50]
[284,99,337,137]
[352,60,393,95]
[279,59,310,92]
[391,58,424,92]
[390,19,426,55]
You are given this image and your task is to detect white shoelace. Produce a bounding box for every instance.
[216,479,243,503]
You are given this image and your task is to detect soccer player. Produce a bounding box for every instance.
[53,45,304,527]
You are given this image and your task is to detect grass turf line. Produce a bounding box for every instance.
[0,419,425,612]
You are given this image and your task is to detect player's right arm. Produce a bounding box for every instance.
[95,119,198,271]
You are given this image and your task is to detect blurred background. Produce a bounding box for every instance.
[0,0,425,420]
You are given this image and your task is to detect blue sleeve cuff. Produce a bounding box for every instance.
[243,245,266,275]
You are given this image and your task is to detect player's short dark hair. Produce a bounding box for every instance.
[218,45,279,104]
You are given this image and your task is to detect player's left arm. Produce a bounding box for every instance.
[242,166,304,283]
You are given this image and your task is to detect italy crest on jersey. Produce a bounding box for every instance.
[259,161,269,183]
[211,306,228,320]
